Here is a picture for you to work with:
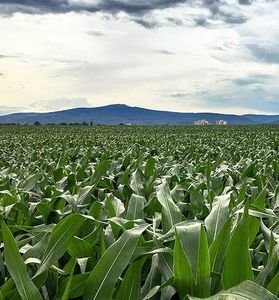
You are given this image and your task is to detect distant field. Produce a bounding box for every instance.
[0,125,278,299]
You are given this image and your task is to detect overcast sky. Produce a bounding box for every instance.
[0,0,279,115]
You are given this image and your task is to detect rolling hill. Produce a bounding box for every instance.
[0,104,278,125]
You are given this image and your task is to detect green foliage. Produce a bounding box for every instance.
[1,221,42,300]
[0,124,279,299]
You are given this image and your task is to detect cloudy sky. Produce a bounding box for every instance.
[0,0,279,115]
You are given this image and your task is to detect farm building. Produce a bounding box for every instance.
[194,119,209,125]
[215,120,227,125]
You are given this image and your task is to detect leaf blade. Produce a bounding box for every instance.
[1,221,42,300]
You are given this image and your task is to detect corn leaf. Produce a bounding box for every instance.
[205,193,231,244]
[35,214,84,276]
[84,224,149,300]
[222,207,253,289]
[189,280,278,299]
[116,257,146,300]
[156,181,183,232]
[1,221,42,300]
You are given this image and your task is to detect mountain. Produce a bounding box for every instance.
[0,104,278,125]
[243,114,279,124]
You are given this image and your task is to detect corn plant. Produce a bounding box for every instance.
[0,125,278,299]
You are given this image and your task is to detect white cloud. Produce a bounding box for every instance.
[0,105,23,116]
[29,98,91,111]
[0,1,278,114]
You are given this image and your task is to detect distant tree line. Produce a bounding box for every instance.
[0,121,132,126]
[0,121,95,126]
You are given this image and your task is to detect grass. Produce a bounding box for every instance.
[0,125,278,299]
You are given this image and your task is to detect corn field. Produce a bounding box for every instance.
[0,125,278,300]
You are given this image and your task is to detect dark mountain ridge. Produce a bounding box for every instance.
[0,104,278,125]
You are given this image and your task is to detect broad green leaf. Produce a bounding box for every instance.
[222,207,253,289]
[84,224,149,300]
[156,181,183,232]
[175,222,201,276]
[261,221,279,252]
[0,278,15,298]
[141,254,161,298]
[43,269,58,299]
[267,270,279,296]
[248,188,266,245]
[205,193,231,244]
[130,169,145,196]
[18,174,42,191]
[174,228,195,297]
[142,286,161,300]
[90,160,111,185]
[106,195,125,217]
[24,234,49,260]
[144,157,156,178]
[116,258,146,300]
[126,194,145,220]
[158,252,174,281]
[209,218,232,273]
[256,244,279,288]
[195,225,210,298]
[35,214,84,276]
[1,221,42,300]
[189,280,278,299]
[76,186,94,205]
[68,237,92,258]
[209,218,232,293]
[59,194,79,213]
[58,273,90,299]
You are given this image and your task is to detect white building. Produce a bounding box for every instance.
[194,119,210,125]
[215,120,227,125]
